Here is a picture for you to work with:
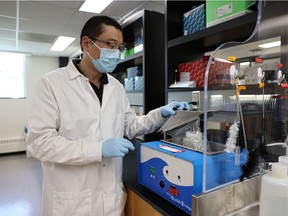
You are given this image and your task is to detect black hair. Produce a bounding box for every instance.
[80,15,122,51]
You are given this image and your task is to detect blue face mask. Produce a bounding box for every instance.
[87,41,121,73]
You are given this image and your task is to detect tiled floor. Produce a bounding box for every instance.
[0,153,42,216]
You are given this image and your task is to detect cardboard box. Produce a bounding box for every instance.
[127,66,139,78]
[178,56,232,87]
[134,76,144,91]
[206,0,255,27]
[124,77,134,92]
[128,48,135,55]
[135,34,144,46]
[183,4,206,35]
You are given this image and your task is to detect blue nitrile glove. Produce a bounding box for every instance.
[102,137,135,158]
[161,101,190,118]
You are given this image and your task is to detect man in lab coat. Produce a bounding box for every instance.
[26,15,189,216]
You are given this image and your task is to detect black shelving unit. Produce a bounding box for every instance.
[115,10,166,141]
[164,0,288,162]
[164,1,288,98]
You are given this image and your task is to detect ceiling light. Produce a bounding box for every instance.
[50,36,75,51]
[258,41,281,49]
[79,0,113,13]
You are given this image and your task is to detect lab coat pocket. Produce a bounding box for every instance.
[52,190,92,216]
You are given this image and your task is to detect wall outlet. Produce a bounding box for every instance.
[192,91,201,110]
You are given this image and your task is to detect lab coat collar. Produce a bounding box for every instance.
[69,59,109,85]
[67,60,82,80]
[67,59,116,109]
[101,74,115,110]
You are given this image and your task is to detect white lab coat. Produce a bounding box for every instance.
[26,61,166,216]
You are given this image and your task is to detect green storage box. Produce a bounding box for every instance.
[128,48,135,55]
[206,0,255,28]
[121,50,129,59]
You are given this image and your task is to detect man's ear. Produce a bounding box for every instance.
[81,36,90,52]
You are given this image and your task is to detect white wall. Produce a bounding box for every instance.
[0,56,58,139]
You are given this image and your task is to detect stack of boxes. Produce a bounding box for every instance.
[178,57,232,87]
[180,1,255,87]
[134,76,144,91]
[121,29,144,59]
[124,65,144,92]
[183,4,206,35]
[134,33,144,53]
[183,1,255,36]
[124,77,134,92]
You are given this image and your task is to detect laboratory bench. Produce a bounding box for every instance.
[123,138,260,216]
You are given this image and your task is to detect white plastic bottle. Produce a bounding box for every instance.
[279,156,288,166]
[259,162,288,216]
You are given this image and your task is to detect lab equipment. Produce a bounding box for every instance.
[102,137,135,158]
[183,130,203,151]
[225,64,247,153]
[138,141,247,214]
[267,64,285,85]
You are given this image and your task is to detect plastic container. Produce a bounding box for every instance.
[279,156,288,166]
[183,130,203,150]
[259,162,288,216]
[279,156,288,176]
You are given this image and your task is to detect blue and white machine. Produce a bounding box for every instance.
[138,141,247,215]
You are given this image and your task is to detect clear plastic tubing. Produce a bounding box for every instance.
[202,0,263,192]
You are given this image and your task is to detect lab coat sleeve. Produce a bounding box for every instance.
[123,94,167,139]
[26,77,101,165]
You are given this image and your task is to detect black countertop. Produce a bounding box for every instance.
[122,139,190,216]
